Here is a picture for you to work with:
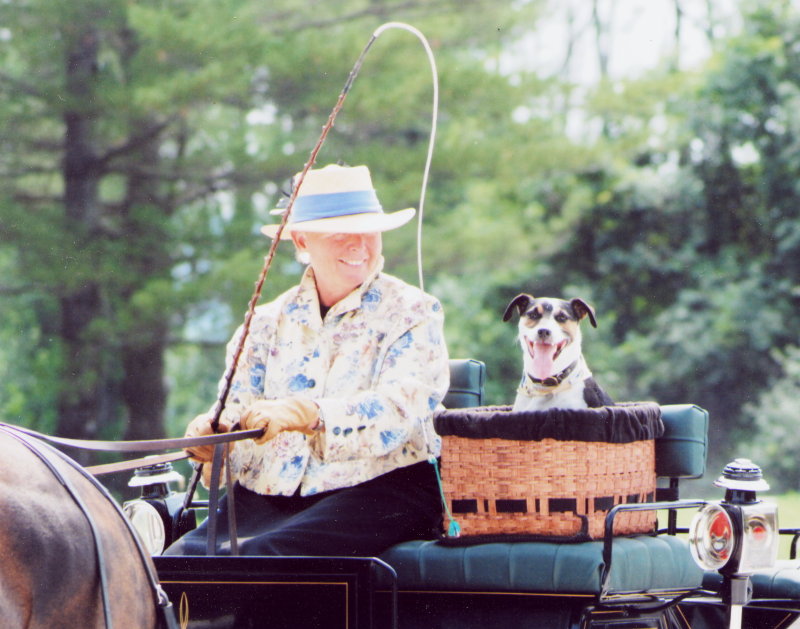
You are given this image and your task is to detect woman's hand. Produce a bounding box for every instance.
[239,398,320,444]
[183,413,230,463]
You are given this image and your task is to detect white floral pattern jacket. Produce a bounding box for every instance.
[218,261,449,496]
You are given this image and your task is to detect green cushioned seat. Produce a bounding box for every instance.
[380,536,703,594]
[703,560,800,600]
[750,561,800,599]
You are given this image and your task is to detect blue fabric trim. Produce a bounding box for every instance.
[293,190,383,222]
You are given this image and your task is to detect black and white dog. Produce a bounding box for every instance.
[503,294,613,411]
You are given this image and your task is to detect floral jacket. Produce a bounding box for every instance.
[219,260,449,496]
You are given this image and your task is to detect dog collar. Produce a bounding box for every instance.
[526,360,578,388]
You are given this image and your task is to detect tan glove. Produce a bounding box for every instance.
[239,398,320,445]
[183,413,231,464]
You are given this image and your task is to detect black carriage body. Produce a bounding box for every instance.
[146,360,800,629]
[155,557,795,629]
[155,555,394,629]
[153,555,692,629]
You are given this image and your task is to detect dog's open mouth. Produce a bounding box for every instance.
[526,339,568,380]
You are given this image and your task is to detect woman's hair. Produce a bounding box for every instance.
[295,250,311,265]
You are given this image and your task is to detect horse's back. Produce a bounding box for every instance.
[0,430,158,629]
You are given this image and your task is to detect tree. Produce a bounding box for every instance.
[0,0,547,446]
[0,0,275,446]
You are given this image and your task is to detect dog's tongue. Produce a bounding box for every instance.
[531,343,559,380]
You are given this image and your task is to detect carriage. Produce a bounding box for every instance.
[4,357,791,629]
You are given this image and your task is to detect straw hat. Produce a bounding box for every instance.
[260,164,416,240]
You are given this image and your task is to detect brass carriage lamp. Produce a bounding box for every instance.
[689,458,778,615]
[123,461,196,555]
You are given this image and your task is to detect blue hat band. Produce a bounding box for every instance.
[292,190,383,223]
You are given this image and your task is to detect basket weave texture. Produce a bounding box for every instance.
[434,403,663,541]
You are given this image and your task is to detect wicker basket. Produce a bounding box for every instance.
[433,403,663,541]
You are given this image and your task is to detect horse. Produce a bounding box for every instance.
[0,423,175,628]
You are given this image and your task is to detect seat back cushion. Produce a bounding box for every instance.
[442,359,486,409]
[656,405,709,479]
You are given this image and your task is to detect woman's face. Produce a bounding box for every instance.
[291,231,382,307]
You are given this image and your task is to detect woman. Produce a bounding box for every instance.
[165,163,450,556]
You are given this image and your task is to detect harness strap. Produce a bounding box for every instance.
[206,444,224,556]
[0,421,264,480]
[225,451,239,556]
[203,443,240,556]
[87,451,190,476]
[0,422,262,453]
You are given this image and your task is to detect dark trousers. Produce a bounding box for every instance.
[164,461,442,557]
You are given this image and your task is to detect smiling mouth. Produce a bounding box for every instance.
[339,258,367,267]
[525,338,569,380]
[526,338,567,360]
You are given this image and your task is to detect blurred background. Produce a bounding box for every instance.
[1,0,799,496]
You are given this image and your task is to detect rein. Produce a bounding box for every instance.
[0,422,263,475]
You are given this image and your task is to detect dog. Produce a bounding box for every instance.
[503,294,613,411]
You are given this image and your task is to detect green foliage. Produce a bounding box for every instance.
[746,347,800,492]
[163,343,227,437]
[0,272,62,432]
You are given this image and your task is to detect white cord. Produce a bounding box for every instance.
[372,22,439,291]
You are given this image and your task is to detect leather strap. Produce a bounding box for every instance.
[206,444,225,556]
[0,422,263,453]
[86,451,191,476]
[0,422,264,477]
[225,452,239,556]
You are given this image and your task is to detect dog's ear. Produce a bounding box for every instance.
[570,298,597,328]
[503,293,534,322]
